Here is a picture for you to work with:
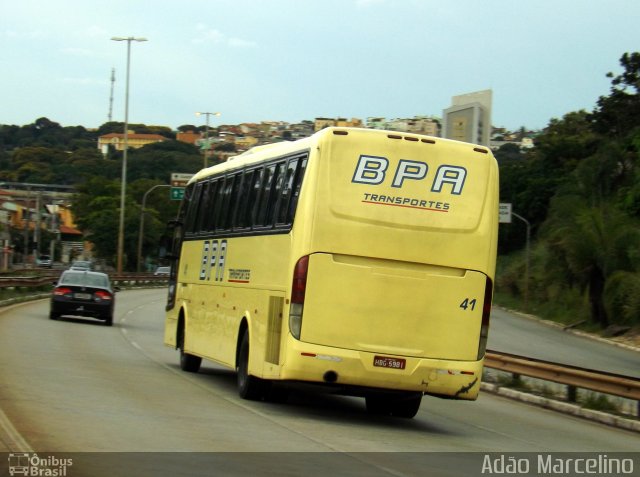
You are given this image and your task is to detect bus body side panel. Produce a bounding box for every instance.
[170,235,291,373]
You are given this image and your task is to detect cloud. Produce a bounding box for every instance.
[2,29,44,39]
[228,37,257,48]
[61,47,95,57]
[355,0,386,6]
[60,76,106,86]
[192,24,256,48]
[84,25,109,38]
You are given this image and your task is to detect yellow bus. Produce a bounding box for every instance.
[164,127,499,418]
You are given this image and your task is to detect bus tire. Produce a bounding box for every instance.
[365,392,422,419]
[237,332,266,400]
[264,383,290,404]
[365,395,392,415]
[390,393,422,418]
[178,324,201,373]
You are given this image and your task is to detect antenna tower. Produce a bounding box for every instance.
[108,68,115,122]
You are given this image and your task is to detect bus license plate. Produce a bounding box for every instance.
[373,356,406,370]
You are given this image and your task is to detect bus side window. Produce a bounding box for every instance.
[287,157,307,224]
[276,158,298,226]
[254,165,276,227]
[195,181,211,233]
[219,173,242,231]
[233,170,253,230]
[184,182,203,235]
[212,176,227,232]
[245,168,263,229]
[263,162,284,227]
[203,179,219,233]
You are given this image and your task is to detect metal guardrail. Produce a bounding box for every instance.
[0,273,168,288]
[485,350,640,416]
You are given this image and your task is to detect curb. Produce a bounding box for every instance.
[481,382,640,433]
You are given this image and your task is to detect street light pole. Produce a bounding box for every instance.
[111,36,147,273]
[195,111,221,168]
[137,184,170,272]
[512,211,531,312]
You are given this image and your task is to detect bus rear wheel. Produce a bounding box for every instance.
[365,392,422,419]
[178,324,201,373]
[237,332,267,400]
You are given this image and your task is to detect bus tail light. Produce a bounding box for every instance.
[289,255,309,340]
[477,277,493,360]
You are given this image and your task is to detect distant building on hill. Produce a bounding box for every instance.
[98,132,166,155]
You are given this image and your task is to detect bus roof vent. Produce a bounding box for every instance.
[473,147,489,154]
[333,130,349,136]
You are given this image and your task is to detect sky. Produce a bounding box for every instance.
[1,0,639,132]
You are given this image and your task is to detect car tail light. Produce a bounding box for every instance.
[289,255,309,340]
[53,287,72,296]
[94,290,113,301]
[477,277,493,360]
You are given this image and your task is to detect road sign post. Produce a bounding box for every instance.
[499,202,512,223]
[499,202,530,311]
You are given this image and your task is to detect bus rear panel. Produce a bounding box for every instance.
[282,129,498,400]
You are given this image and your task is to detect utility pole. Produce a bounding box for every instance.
[108,68,115,122]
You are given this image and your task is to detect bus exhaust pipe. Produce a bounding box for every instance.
[323,371,338,383]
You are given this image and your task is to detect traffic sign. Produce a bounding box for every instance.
[170,173,193,201]
[170,187,185,200]
[499,203,512,223]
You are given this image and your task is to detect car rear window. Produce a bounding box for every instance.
[60,272,109,288]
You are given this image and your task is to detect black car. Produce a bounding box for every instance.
[49,270,118,326]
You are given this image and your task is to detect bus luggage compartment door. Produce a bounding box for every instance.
[300,253,487,361]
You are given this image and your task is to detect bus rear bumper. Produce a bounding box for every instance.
[280,339,483,400]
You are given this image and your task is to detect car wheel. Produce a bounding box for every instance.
[105,315,113,326]
[49,311,59,320]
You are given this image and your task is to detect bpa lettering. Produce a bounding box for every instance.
[352,155,467,195]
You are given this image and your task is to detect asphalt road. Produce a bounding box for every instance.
[0,290,638,476]
[488,307,640,378]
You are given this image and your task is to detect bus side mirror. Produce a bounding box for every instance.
[158,234,178,260]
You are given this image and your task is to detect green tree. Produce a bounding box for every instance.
[543,200,639,327]
[590,52,640,138]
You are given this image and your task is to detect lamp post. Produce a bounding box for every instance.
[137,184,170,272]
[111,36,148,273]
[195,111,221,168]
[512,211,531,312]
